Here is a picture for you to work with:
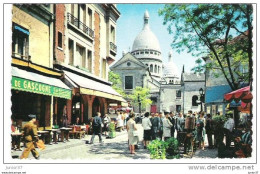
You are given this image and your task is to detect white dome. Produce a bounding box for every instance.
[131,11,161,52]
[163,50,179,77]
[163,62,179,77]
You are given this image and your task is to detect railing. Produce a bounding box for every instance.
[110,42,117,53]
[67,13,94,39]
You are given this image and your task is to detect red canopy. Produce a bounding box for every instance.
[224,86,252,103]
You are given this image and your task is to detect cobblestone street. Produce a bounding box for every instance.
[11,124,218,160]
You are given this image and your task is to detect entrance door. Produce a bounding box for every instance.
[150,105,157,113]
[92,97,100,117]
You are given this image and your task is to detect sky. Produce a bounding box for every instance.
[113,4,198,77]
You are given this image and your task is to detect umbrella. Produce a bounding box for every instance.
[224,86,252,103]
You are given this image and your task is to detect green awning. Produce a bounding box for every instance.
[12,67,71,99]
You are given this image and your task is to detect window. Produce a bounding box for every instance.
[158,66,160,74]
[155,65,157,73]
[176,90,181,98]
[125,76,133,89]
[140,51,144,54]
[12,24,29,59]
[110,25,115,43]
[192,95,199,106]
[150,64,153,73]
[76,44,86,68]
[88,8,92,29]
[87,50,92,72]
[58,32,62,48]
[145,51,149,54]
[176,105,181,113]
[69,39,74,65]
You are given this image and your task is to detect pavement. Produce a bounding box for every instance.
[11,124,218,160]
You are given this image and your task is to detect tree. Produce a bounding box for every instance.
[191,58,205,73]
[108,71,127,98]
[128,86,152,112]
[159,4,253,90]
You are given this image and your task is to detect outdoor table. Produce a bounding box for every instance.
[37,130,49,144]
[60,128,72,142]
[11,132,22,150]
[51,129,60,144]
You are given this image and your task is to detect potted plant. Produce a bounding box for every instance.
[165,137,180,159]
[108,121,116,138]
[147,139,168,159]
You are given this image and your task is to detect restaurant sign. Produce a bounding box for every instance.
[12,76,71,99]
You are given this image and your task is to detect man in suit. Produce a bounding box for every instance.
[20,114,40,159]
[169,112,176,138]
[90,112,103,144]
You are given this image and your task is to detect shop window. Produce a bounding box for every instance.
[192,95,199,106]
[12,24,29,59]
[58,32,62,48]
[125,76,133,89]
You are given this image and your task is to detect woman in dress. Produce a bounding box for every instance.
[127,113,138,154]
[116,112,123,132]
[196,112,206,150]
[162,112,173,141]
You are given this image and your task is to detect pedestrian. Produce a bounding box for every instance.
[127,113,138,154]
[162,112,173,141]
[75,117,82,125]
[176,112,185,143]
[196,112,206,150]
[116,111,123,132]
[223,113,235,148]
[150,112,160,140]
[142,112,152,149]
[169,112,176,138]
[90,112,103,144]
[205,114,214,149]
[158,112,164,141]
[20,114,40,159]
[102,114,111,136]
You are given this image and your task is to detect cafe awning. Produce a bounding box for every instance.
[64,70,126,103]
[12,67,71,99]
[224,86,252,103]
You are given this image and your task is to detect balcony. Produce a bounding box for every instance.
[110,42,117,54]
[67,13,94,39]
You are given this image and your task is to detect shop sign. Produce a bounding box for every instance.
[12,76,71,99]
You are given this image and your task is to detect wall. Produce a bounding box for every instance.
[12,6,51,68]
[55,4,65,63]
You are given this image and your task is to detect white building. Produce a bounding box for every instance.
[111,10,205,114]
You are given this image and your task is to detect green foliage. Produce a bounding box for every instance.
[159,4,253,90]
[147,138,180,159]
[212,115,228,129]
[147,139,168,159]
[128,86,152,112]
[108,71,127,98]
[191,58,205,73]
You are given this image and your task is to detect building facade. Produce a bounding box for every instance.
[11,4,124,130]
[11,4,71,130]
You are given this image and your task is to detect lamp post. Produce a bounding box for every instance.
[199,88,205,112]
[137,93,141,114]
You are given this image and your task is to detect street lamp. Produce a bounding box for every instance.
[137,93,141,114]
[199,88,205,112]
